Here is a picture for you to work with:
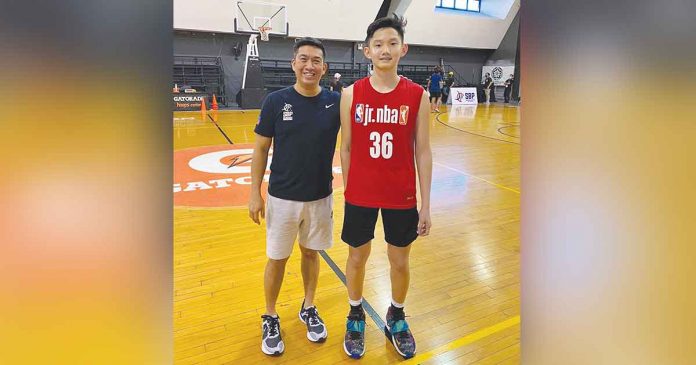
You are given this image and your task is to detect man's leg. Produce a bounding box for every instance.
[299,245,319,308]
[261,195,299,355]
[297,195,333,342]
[262,256,289,355]
[298,245,329,342]
[264,257,289,316]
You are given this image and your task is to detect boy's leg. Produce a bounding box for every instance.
[387,244,412,304]
[347,242,372,301]
[341,202,378,358]
[382,206,419,359]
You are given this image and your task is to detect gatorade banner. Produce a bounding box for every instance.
[173,93,207,111]
[482,66,515,86]
[450,87,478,105]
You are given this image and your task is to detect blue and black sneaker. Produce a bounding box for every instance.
[343,306,366,359]
[385,305,416,359]
[299,300,328,343]
[261,314,284,356]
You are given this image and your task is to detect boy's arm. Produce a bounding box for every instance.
[339,85,353,188]
[415,89,433,236]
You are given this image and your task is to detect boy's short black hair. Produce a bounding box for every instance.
[293,37,326,59]
[365,13,407,43]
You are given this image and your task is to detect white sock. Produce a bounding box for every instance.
[391,300,404,309]
[348,298,363,307]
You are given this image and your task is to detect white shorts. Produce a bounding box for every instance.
[266,194,334,260]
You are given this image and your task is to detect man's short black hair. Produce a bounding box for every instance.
[293,37,326,59]
[365,13,407,43]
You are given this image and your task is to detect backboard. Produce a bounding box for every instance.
[234,0,289,37]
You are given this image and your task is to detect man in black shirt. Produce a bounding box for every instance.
[483,73,494,104]
[504,74,515,103]
[249,37,340,356]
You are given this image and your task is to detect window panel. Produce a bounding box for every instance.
[436,0,481,12]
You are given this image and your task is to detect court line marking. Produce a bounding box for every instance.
[207,113,234,144]
[403,315,520,364]
[497,125,520,139]
[435,111,520,145]
[434,161,520,194]
[318,250,386,330]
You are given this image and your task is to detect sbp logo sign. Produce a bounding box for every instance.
[450,87,478,105]
[174,144,343,207]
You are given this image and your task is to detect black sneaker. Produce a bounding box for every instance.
[261,315,284,356]
[299,300,327,342]
[385,306,416,359]
[343,306,366,359]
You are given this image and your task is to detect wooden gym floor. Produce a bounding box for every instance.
[174,103,520,364]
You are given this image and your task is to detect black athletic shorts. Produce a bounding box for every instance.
[341,202,419,248]
[429,91,442,99]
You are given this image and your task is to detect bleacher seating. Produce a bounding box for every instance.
[259,59,468,91]
[173,55,226,104]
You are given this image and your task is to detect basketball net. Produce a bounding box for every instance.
[258,26,271,41]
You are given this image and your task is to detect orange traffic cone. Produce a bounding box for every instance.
[200,97,207,115]
[212,94,219,110]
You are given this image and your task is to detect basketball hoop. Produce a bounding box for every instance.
[258,26,271,41]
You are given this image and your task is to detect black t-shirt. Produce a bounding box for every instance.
[484,77,494,89]
[330,79,344,93]
[254,86,341,202]
[505,78,514,88]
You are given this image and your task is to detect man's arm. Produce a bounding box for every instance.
[248,134,272,224]
[415,90,433,236]
[339,85,353,188]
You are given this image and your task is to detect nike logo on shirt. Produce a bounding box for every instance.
[325,104,334,109]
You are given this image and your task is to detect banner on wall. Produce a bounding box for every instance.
[482,66,515,86]
[450,87,478,105]
[173,93,207,111]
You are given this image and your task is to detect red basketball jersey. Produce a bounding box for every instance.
[345,76,424,209]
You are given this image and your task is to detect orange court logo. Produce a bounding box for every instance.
[174,144,343,208]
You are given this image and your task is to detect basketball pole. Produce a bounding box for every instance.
[241,34,259,89]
